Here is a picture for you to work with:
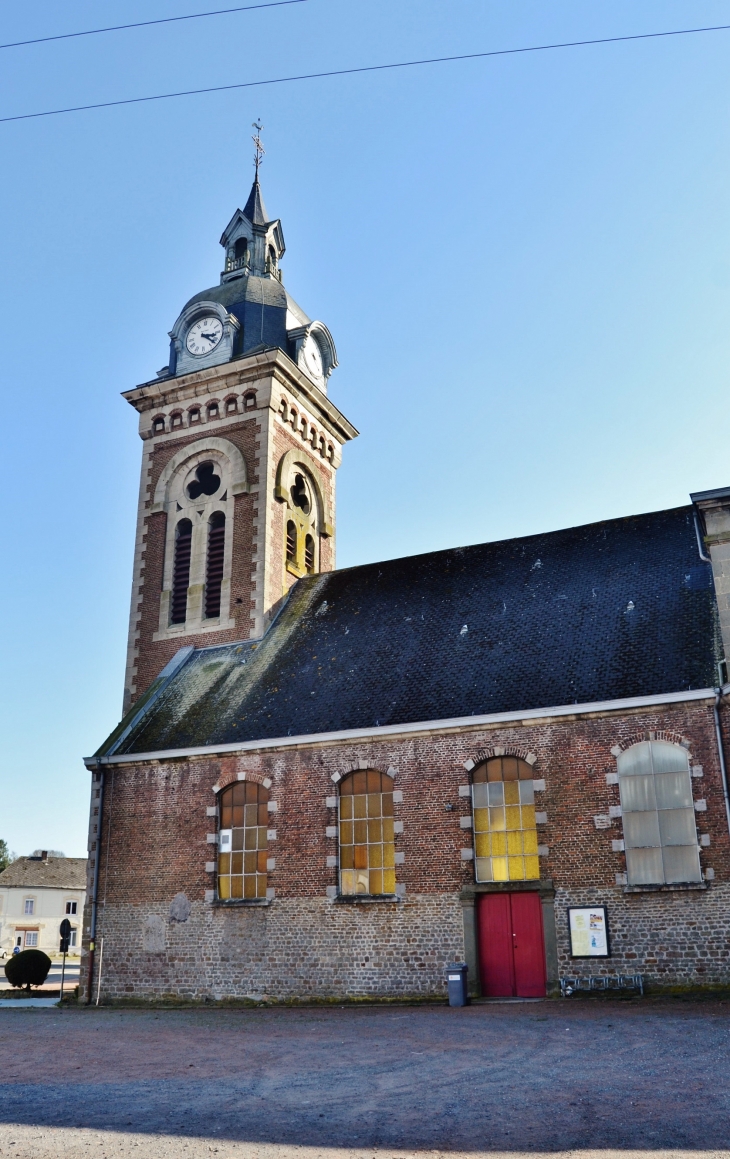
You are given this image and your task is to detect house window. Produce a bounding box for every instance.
[24,899,34,915]
[69,929,77,947]
[170,519,193,624]
[24,931,38,947]
[338,770,396,896]
[617,741,701,885]
[65,901,77,915]
[205,512,226,618]
[217,781,268,900]
[472,757,539,883]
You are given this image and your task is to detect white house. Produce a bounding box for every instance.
[0,853,87,959]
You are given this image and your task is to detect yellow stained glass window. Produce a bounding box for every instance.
[472,757,540,883]
[218,781,268,900]
[339,769,396,896]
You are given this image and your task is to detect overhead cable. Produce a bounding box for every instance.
[0,0,309,51]
[1,21,729,125]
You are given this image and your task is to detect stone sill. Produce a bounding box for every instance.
[623,882,707,894]
[334,895,402,904]
[213,898,273,908]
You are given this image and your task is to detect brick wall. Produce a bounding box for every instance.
[80,699,730,1000]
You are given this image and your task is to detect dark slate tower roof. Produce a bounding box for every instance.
[98,505,721,758]
[242,177,268,225]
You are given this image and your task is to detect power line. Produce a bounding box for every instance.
[2,21,729,125]
[0,0,309,51]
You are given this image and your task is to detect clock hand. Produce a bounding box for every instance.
[201,332,217,342]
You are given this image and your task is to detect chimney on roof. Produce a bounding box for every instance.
[41,850,48,861]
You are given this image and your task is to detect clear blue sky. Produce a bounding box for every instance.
[1,0,729,858]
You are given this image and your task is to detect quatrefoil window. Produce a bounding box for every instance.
[290,473,311,515]
[186,461,221,500]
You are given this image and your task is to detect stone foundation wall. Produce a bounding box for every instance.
[554,883,730,987]
[90,893,464,1002]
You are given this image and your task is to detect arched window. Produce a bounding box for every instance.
[234,237,248,263]
[472,757,538,883]
[205,512,226,618]
[305,534,315,573]
[170,519,192,624]
[617,741,701,885]
[207,402,219,420]
[225,396,238,415]
[266,245,277,272]
[279,399,288,421]
[286,521,297,563]
[339,770,395,896]
[217,780,268,899]
[189,407,200,425]
[153,416,165,433]
[244,391,256,409]
[171,412,183,429]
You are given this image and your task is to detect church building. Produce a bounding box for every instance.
[80,163,730,1002]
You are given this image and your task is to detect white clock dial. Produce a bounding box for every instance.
[186,316,223,356]
[303,336,323,379]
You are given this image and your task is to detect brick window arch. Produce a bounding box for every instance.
[617,741,701,885]
[338,770,395,896]
[472,757,538,883]
[217,781,269,899]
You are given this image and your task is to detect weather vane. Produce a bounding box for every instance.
[252,120,265,179]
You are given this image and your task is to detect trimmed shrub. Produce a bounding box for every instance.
[4,949,52,991]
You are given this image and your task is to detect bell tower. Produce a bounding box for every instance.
[121,145,357,712]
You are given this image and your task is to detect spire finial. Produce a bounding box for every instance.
[252,120,265,180]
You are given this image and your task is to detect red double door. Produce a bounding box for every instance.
[477,892,546,998]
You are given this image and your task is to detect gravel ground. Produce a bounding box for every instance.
[0,999,729,1159]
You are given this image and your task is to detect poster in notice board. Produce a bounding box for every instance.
[568,906,610,958]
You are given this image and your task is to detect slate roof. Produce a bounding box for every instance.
[98,505,720,758]
[0,857,87,890]
[242,177,269,226]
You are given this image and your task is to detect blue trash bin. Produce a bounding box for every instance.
[446,962,469,1006]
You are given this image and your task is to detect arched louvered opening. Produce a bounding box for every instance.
[286,520,297,563]
[305,534,315,573]
[170,519,193,624]
[205,512,226,619]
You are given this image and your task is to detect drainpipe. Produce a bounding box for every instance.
[713,690,730,838]
[85,759,105,1004]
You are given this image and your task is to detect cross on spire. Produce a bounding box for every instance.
[252,120,265,178]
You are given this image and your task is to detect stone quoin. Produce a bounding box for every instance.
[80,163,730,1002]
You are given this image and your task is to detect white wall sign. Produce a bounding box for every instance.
[568,906,610,958]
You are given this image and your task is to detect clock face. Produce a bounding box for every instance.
[186,316,223,356]
[303,336,323,379]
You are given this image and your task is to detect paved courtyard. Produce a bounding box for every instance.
[0,998,729,1158]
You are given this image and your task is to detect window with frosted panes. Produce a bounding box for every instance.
[617,741,701,885]
[217,781,269,899]
[472,757,539,882]
[339,770,396,896]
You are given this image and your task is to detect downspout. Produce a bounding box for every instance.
[85,758,105,1004]
[713,689,730,839]
[694,509,711,563]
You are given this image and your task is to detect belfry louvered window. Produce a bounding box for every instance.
[204,512,226,618]
[170,519,192,624]
[617,741,701,885]
[286,520,297,563]
[305,534,315,573]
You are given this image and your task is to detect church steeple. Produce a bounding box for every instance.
[242,176,269,227]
